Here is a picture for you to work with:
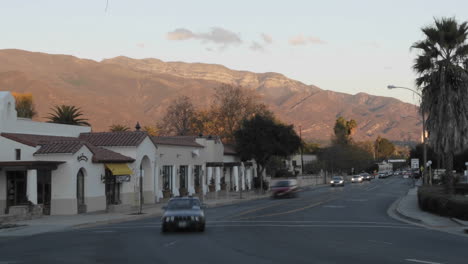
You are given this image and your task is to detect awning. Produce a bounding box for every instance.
[105,163,133,176]
[0,161,65,171]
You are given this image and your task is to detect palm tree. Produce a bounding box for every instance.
[412,17,468,193]
[47,105,90,126]
[109,124,130,132]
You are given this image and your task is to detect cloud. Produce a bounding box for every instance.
[166,27,242,48]
[136,43,145,48]
[289,35,326,46]
[166,28,195,40]
[261,33,272,44]
[249,41,264,52]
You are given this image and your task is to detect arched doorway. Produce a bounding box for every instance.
[139,156,153,204]
[77,168,86,214]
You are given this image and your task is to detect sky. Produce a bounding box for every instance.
[0,0,467,104]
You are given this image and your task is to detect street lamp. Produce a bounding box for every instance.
[387,85,428,185]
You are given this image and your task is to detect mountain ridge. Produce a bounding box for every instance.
[0,49,421,143]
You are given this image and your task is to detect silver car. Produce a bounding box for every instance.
[330,176,345,187]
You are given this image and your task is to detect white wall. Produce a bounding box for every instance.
[35,145,106,215]
[0,136,36,161]
[0,91,91,137]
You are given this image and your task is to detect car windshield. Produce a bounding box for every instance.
[353,176,360,178]
[167,199,200,210]
[274,181,291,187]
[332,177,342,180]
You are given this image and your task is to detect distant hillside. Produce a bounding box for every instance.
[0,49,421,142]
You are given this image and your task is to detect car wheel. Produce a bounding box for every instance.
[199,224,205,232]
[161,225,169,233]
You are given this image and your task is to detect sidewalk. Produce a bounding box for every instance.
[0,190,270,237]
[390,185,468,235]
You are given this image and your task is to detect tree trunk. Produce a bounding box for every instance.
[444,152,455,194]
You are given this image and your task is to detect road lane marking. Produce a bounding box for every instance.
[405,259,444,264]
[322,205,346,208]
[365,185,380,191]
[87,224,421,230]
[368,239,393,245]
[224,200,293,220]
[92,230,116,233]
[164,241,177,247]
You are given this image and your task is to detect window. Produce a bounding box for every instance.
[162,166,173,191]
[179,165,188,189]
[15,149,21,160]
[292,160,297,167]
[194,165,202,187]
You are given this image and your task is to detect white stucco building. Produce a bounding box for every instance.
[0,91,257,217]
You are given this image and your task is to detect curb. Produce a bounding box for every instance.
[450,218,468,227]
[393,197,423,224]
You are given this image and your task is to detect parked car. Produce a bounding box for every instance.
[330,176,345,187]
[351,175,364,183]
[161,197,205,232]
[271,179,299,198]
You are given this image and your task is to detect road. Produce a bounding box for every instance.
[0,177,467,264]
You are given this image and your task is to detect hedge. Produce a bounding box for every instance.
[418,186,468,220]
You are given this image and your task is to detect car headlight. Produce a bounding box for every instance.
[339,181,343,183]
[330,181,333,184]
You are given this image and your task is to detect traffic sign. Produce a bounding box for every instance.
[411,158,419,169]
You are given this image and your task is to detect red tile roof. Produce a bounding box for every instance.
[1,133,78,147]
[1,133,134,163]
[151,136,204,148]
[79,131,149,147]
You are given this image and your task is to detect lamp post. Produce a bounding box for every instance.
[387,85,428,185]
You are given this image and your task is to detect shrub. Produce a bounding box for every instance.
[418,186,468,220]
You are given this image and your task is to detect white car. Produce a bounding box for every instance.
[351,175,364,183]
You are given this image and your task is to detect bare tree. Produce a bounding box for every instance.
[160,96,196,136]
[211,84,272,142]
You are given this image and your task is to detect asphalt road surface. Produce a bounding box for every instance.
[1,177,467,264]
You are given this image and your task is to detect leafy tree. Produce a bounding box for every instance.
[109,124,130,132]
[412,17,468,193]
[234,114,302,191]
[160,96,197,136]
[143,125,159,136]
[333,117,357,145]
[12,92,37,118]
[374,136,396,160]
[303,142,320,154]
[46,105,90,126]
[211,84,273,142]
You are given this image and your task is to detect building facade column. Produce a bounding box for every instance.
[215,167,221,191]
[241,164,246,191]
[246,167,252,190]
[188,165,195,195]
[207,167,213,192]
[154,164,162,203]
[233,166,239,191]
[202,165,207,195]
[172,165,179,197]
[27,169,38,204]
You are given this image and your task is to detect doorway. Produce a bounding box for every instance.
[6,171,27,214]
[77,169,87,214]
[37,170,52,215]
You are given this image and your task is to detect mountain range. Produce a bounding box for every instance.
[0,49,422,143]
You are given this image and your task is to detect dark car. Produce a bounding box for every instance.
[271,179,299,198]
[330,176,345,187]
[360,173,372,181]
[161,197,205,232]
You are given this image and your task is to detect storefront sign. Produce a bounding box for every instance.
[77,153,88,162]
[116,175,131,183]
